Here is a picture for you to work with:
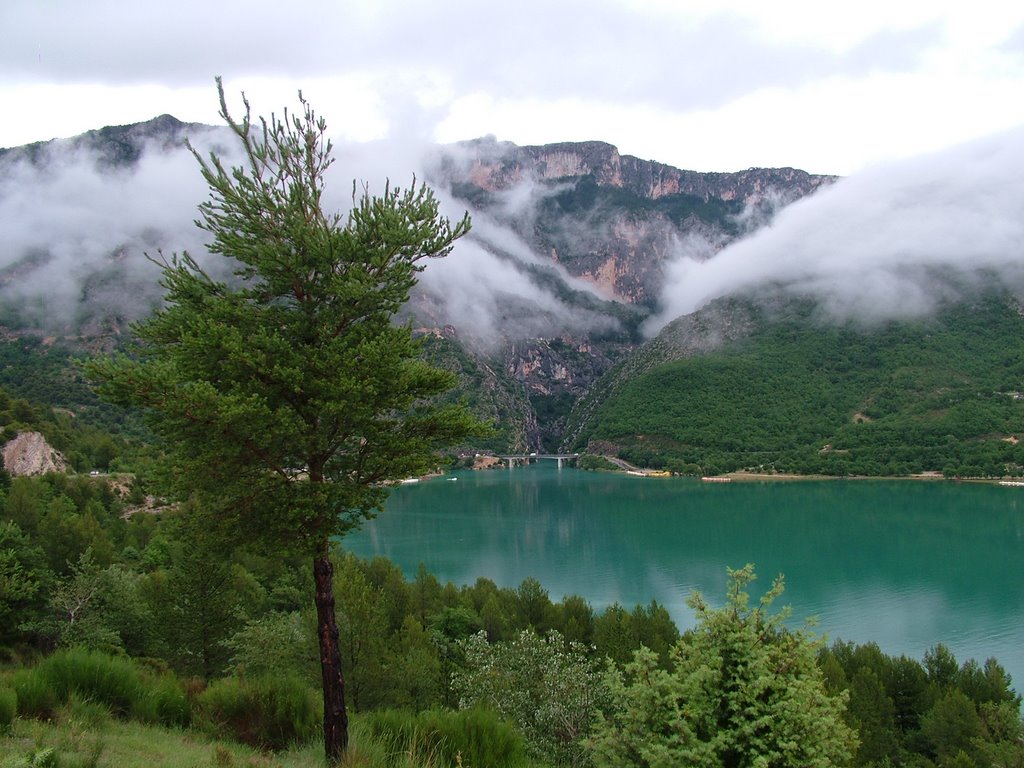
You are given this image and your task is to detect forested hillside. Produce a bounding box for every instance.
[568,292,1024,477]
[0,118,837,454]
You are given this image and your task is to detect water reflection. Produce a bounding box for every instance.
[346,466,1024,686]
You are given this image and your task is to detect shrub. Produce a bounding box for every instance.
[0,686,16,732]
[453,630,607,766]
[34,647,142,717]
[363,708,527,768]
[64,689,113,726]
[11,669,59,720]
[195,675,319,751]
[578,454,617,471]
[132,673,192,728]
[590,566,857,768]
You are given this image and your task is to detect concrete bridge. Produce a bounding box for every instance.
[499,453,580,469]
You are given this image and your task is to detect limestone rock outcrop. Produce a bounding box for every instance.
[2,431,67,476]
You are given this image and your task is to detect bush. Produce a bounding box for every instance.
[13,647,192,727]
[11,669,59,720]
[195,675,319,751]
[453,630,606,766]
[132,673,192,728]
[363,708,527,768]
[590,566,857,768]
[0,686,16,731]
[34,647,142,717]
[578,454,617,471]
[63,689,113,726]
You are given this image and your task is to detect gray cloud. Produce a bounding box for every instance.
[0,117,619,344]
[1002,23,1024,56]
[646,125,1024,334]
[0,130,229,328]
[0,0,941,115]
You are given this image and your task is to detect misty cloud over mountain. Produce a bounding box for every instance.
[0,129,220,328]
[2,115,1023,345]
[646,125,1024,334]
[0,125,619,344]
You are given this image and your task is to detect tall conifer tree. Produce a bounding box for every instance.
[88,80,477,762]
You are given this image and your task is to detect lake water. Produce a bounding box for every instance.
[346,465,1024,687]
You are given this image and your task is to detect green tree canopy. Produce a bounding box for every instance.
[86,80,480,762]
[454,629,608,767]
[590,564,857,767]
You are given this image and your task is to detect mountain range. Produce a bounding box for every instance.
[2,116,1021,477]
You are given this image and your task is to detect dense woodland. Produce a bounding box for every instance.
[1,384,1023,766]
[570,294,1024,478]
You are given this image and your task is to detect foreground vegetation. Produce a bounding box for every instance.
[3,465,1022,766]
[0,713,322,768]
[0,697,503,768]
[2,377,1022,765]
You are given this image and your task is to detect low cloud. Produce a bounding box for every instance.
[0,129,229,328]
[646,125,1024,335]
[1,0,941,116]
[0,124,619,345]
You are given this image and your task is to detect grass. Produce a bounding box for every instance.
[0,709,543,768]
[0,712,325,768]
[0,650,541,767]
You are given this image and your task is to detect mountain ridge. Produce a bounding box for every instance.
[446,135,835,203]
[0,115,841,454]
[565,290,1024,477]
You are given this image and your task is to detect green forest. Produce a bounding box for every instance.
[571,295,1024,477]
[2,461,1022,767]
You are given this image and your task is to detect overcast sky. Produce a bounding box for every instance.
[2,0,1024,175]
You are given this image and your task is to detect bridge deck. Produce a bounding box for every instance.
[498,454,580,460]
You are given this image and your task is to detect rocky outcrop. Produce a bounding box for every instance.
[444,138,835,206]
[2,431,67,476]
[502,336,626,450]
[437,138,834,309]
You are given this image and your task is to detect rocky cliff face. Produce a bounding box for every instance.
[503,335,626,449]
[449,138,832,204]
[0,117,837,454]
[2,431,67,476]
[435,138,834,307]
[428,139,834,448]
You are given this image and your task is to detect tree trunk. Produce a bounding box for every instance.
[314,542,349,762]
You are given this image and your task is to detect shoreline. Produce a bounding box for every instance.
[725,470,945,483]
[456,454,1019,485]
[585,465,1012,485]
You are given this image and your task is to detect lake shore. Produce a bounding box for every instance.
[354,462,1024,690]
[724,470,949,483]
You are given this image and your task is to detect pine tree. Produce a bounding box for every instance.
[591,565,857,767]
[87,79,478,762]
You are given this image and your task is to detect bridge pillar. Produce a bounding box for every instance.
[557,457,563,470]
[507,458,513,469]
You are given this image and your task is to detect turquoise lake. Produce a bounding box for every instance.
[346,465,1024,687]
